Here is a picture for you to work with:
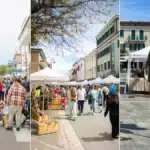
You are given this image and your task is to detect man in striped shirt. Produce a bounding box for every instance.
[6,78,26,131]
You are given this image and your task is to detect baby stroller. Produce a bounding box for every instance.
[21,98,30,128]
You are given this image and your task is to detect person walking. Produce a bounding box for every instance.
[69,87,77,121]
[6,78,26,131]
[102,85,109,107]
[97,88,103,113]
[77,85,86,115]
[104,84,119,140]
[88,85,98,115]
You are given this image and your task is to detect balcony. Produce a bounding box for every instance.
[128,35,147,42]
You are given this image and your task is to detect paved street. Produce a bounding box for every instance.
[31,102,119,150]
[0,122,30,150]
[120,95,150,150]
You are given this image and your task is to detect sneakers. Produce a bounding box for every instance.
[16,127,20,131]
[6,127,13,131]
[92,113,96,116]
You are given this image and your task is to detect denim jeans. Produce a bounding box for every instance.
[92,99,96,113]
[69,100,77,119]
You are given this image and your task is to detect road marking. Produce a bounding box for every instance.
[58,111,85,150]
[13,128,30,142]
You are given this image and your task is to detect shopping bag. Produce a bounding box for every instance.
[2,106,8,115]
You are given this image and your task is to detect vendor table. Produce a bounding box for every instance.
[129,78,150,92]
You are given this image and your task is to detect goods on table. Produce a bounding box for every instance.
[49,97,63,110]
[36,120,58,135]
[31,108,48,122]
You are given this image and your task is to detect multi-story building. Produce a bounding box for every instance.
[120,21,150,57]
[120,21,150,92]
[12,51,22,76]
[76,58,84,82]
[18,16,31,78]
[84,49,97,80]
[96,15,119,78]
[31,48,48,73]
[71,63,78,81]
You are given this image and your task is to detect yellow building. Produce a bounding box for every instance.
[84,49,96,80]
[31,48,48,73]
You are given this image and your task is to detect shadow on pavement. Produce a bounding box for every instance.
[120,137,132,141]
[81,132,112,142]
[120,123,148,131]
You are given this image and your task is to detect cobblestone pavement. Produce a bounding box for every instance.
[120,96,150,150]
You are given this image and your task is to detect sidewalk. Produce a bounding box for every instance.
[31,103,119,150]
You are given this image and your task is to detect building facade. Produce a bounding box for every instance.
[71,63,78,81]
[76,58,84,82]
[12,52,22,76]
[84,49,97,80]
[18,16,31,78]
[31,48,48,73]
[120,21,150,91]
[120,21,150,57]
[96,15,120,78]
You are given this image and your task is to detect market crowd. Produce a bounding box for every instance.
[0,77,30,131]
[32,83,119,140]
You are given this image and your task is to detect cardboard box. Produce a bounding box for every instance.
[36,121,58,135]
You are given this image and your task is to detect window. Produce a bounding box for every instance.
[138,43,145,50]
[104,63,107,70]
[120,30,124,37]
[101,64,103,71]
[97,66,99,72]
[108,61,110,69]
[117,40,119,48]
[139,62,143,68]
[123,44,126,49]
[131,30,135,40]
[139,30,144,40]
[110,25,114,34]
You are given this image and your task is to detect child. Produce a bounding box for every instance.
[97,88,103,113]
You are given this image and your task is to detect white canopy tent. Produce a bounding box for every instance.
[30,67,69,82]
[123,47,150,92]
[80,80,89,85]
[102,75,120,84]
[92,77,102,84]
[124,46,150,61]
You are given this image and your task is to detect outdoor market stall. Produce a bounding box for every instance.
[31,67,69,135]
[124,46,150,92]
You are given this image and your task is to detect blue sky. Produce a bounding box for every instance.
[120,0,150,21]
[0,0,30,65]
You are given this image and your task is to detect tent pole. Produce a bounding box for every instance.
[126,54,131,94]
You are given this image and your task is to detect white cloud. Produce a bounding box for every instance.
[0,0,30,64]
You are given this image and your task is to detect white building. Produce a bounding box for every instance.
[84,49,97,80]
[18,16,31,78]
[76,58,84,82]
[96,15,119,78]
[120,21,150,57]
[120,21,150,92]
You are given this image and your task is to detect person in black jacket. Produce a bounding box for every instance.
[104,91,119,140]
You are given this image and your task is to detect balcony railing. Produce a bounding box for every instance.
[128,35,147,41]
